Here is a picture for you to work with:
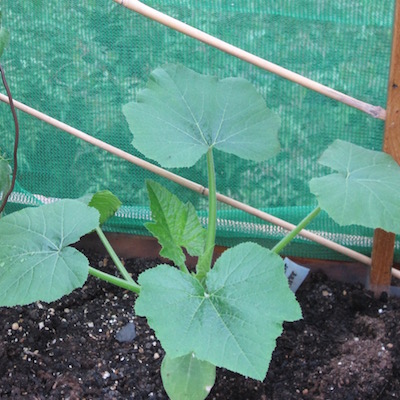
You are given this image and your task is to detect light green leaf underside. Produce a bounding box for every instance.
[310,140,400,234]
[161,353,216,400]
[135,242,302,380]
[145,180,206,269]
[0,200,100,306]
[123,64,280,168]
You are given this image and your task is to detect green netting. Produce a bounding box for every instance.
[1,1,399,261]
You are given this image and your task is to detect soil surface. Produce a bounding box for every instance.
[0,251,399,399]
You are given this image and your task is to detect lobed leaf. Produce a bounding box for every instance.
[0,200,99,306]
[135,242,302,380]
[145,180,206,270]
[309,140,400,234]
[123,64,280,168]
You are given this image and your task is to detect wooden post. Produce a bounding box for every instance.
[370,0,400,295]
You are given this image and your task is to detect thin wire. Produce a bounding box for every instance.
[0,64,18,215]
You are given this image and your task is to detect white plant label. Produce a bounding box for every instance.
[284,257,310,293]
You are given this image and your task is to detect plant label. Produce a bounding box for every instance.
[284,258,310,293]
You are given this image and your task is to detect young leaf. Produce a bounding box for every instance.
[161,353,216,400]
[135,242,302,380]
[0,199,100,306]
[123,64,280,168]
[80,190,122,225]
[309,140,400,234]
[145,180,206,270]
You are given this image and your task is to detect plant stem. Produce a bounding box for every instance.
[204,148,217,271]
[88,266,141,294]
[206,148,217,252]
[272,206,321,254]
[96,226,136,284]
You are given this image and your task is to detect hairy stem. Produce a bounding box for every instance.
[88,266,140,294]
[206,148,217,259]
[272,207,321,254]
[96,226,137,284]
[196,148,217,279]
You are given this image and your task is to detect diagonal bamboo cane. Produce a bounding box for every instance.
[1,91,387,273]
[112,0,386,121]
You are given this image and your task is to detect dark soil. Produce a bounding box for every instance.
[1,251,399,399]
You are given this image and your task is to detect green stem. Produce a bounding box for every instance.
[272,206,321,254]
[196,148,217,279]
[205,148,217,268]
[96,226,136,284]
[89,266,140,294]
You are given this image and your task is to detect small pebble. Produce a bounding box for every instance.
[153,352,160,360]
[11,323,19,331]
[115,322,136,343]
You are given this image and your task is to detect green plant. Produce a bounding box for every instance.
[121,64,301,398]
[121,64,400,399]
[1,64,400,400]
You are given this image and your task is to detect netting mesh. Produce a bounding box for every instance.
[1,1,399,261]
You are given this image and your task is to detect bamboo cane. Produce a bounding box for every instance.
[0,92,385,271]
[112,0,386,121]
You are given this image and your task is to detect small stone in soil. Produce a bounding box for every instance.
[115,322,136,343]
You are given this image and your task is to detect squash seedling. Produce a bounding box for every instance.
[1,64,400,400]
[122,65,400,399]
[122,64,302,399]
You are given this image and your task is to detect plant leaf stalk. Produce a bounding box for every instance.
[197,148,217,278]
[205,148,217,264]
[95,225,140,286]
[272,206,321,254]
[88,266,140,294]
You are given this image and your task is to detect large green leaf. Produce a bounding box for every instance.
[135,242,301,380]
[161,353,216,400]
[0,199,100,306]
[145,180,206,270]
[310,140,400,234]
[123,64,280,168]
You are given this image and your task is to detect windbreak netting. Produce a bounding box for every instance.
[1,1,398,261]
